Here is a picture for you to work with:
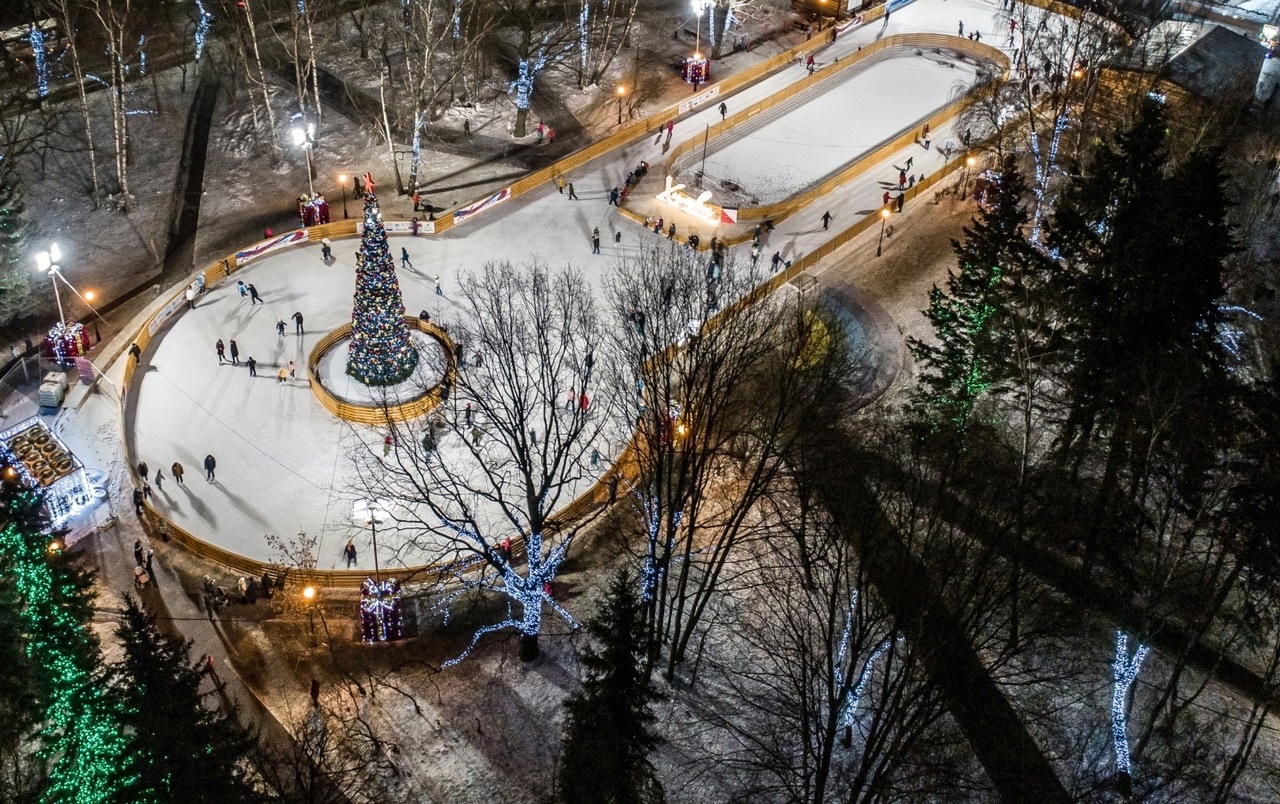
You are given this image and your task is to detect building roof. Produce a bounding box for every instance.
[1108,21,1265,99]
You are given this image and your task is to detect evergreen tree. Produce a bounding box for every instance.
[0,479,128,803]
[347,182,418,386]
[908,158,1045,446]
[1044,99,1235,560]
[107,595,260,804]
[0,157,35,328]
[559,570,663,804]
[0,553,46,800]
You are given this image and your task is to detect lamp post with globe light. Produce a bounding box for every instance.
[877,208,890,257]
[616,85,626,125]
[338,173,349,218]
[291,121,317,196]
[33,242,66,330]
[962,156,976,201]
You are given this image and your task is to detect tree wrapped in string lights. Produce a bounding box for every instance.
[347,174,418,386]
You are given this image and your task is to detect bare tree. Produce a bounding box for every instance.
[350,261,613,663]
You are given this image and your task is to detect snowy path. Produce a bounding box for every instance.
[118,0,1017,570]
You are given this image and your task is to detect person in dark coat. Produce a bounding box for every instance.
[204,454,216,481]
[344,540,358,568]
[229,339,240,365]
[137,461,149,480]
[134,539,145,567]
[292,311,304,334]
[248,284,263,305]
[247,357,258,377]
[132,488,144,515]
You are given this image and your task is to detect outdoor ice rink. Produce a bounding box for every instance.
[123,0,1019,569]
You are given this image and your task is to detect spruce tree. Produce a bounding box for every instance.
[908,157,1045,446]
[0,157,35,328]
[347,184,418,386]
[559,570,663,804]
[107,595,260,804]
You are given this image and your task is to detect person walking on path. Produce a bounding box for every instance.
[718,101,727,121]
[247,357,258,377]
[154,468,164,491]
[896,192,905,212]
[229,339,240,365]
[592,228,601,255]
[401,247,413,270]
[883,190,892,206]
[132,488,144,516]
[216,339,226,364]
[292,311,304,335]
[958,20,964,35]
[567,182,577,200]
[667,222,676,240]
[276,319,286,337]
[344,540,357,568]
[145,550,155,581]
[556,175,566,194]
[134,539,145,567]
[137,461,149,480]
[204,454,216,481]
[923,131,932,150]
[171,462,184,485]
[771,251,783,271]
[248,284,263,305]
[185,287,196,310]
[435,275,443,295]
[821,210,833,230]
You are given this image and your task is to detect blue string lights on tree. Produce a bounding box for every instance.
[347,174,418,386]
[1110,630,1149,778]
[360,578,403,642]
[29,25,49,98]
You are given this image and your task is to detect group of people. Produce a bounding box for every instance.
[131,455,218,513]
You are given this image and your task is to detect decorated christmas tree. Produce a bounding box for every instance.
[347,174,418,386]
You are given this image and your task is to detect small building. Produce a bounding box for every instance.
[1101,21,1266,109]
[0,418,90,525]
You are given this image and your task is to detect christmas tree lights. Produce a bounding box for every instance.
[360,578,403,642]
[347,181,418,386]
[0,487,129,802]
[1110,631,1148,777]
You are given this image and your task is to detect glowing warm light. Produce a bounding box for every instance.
[675,422,689,437]
[302,585,316,601]
[880,209,891,219]
[84,291,96,302]
[47,539,62,554]
[616,85,626,96]
[1072,68,1084,79]
[966,157,976,167]
[339,173,347,183]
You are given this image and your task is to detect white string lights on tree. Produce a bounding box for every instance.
[1110,630,1149,777]
[193,0,213,61]
[29,26,49,98]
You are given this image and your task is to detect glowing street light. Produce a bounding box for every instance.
[302,585,318,646]
[34,242,67,329]
[338,173,349,218]
[291,121,317,196]
[616,85,626,126]
[962,156,976,201]
[876,208,890,257]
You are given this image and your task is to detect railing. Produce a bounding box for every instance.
[306,317,457,425]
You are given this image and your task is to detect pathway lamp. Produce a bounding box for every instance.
[291,121,317,196]
[338,173,349,218]
[961,156,976,201]
[616,85,626,125]
[876,208,890,257]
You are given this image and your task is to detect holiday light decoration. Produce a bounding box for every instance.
[1111,631,1149,776]
[436,519,576,668]
[452,0,462,38]
[346,183,418,385]
[0,488,129,801]
[193,0,212,60]
[635,491,681,602]
[29,26,49,98]
[359,577,403,642]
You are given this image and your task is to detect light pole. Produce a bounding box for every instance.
[699,123,710,189]
[876,208,890,257]
[338,173,349,218]
[616,85,626,125]
[291,121,317,196]
[302,585,317,647]
[34,242,67,329]
[961,156,976,201]
[354,500,389,639]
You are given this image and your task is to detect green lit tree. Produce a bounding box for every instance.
[107,595,260,804]
[0,551,46,800]
[347,184,418,386]
[0,158,35,328]
[0,481,128,803]
[907,158,1045,447]
[558,569,663,804]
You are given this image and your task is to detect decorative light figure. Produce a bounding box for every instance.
[193,0,213,61]
[1111,631,1149,776]
[29,26,49,98]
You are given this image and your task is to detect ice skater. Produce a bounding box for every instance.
[216,339,226,364]
[276,319,286,337]
[401,247,412,269]
[154,468,164,491]
[821,210,833,230]
[288,360,296,379]
[171,462,184,485]
[248,284,263,305]
[132,488,144,515]
[567,182,578,200]
[344,540,357,568]
[292,311,304,335]
[592,228,601,254]
[204,454,216,481]
[609,187,620,206]
[277,367,287,383]
[137,461,149,480]
[435,275,443,295]
[229,338,240,365]
[237,280,247,298]
[247,357,258,377]
[718,101,727,120]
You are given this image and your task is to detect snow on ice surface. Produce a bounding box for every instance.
[685,54,979,205]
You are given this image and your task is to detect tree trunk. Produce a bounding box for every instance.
[520,633,539,661]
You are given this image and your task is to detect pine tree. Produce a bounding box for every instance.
[0,480,128,803]
[0,552,46,800]
[107,595,260,804]
[347,187,418,386]
[0,157,35,328]
[559,570,663,804]
[908,158,1045,447]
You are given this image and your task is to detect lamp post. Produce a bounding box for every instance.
[876,208,890,257]
[616,85,626,125]
[302,585,317,647]
[961,156,976,201]
[33,242,66,329]
[338,173,349,218]
[291,122,317,196]
[354,500,389,639]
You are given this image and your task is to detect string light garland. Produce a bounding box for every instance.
[193,0,212,61]
[29,26,49,98]
[1111,631,1149,777]
[347,188,418,386]
[0,488,129,801]
[360,578,403,642]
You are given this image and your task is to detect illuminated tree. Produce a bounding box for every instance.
[0,158,34,327]
[347,186,419,386]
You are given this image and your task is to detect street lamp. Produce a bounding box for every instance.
[34,242,66,328]
[291,121,317,196]
[353,499,390,640]
[876,208,890,257]
[616,85,626,125]
[338,173,349,219]
[302,585,317,647]
[961,156,976,201]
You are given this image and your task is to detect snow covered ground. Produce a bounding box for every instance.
[678,53,979,206]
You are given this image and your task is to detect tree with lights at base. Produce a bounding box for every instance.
[347,173,418,386]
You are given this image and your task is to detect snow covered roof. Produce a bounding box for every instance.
[1107,21,1266,100]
